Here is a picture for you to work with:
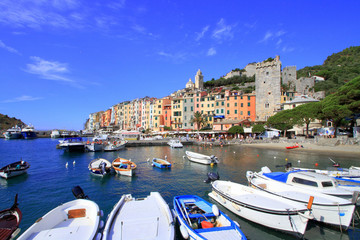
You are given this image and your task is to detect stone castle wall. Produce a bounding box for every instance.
[282,66,297,86]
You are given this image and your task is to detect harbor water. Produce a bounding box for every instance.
[0,138,359,239]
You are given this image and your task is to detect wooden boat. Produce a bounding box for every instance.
[209,180,312,236]
[0,194,22,240]
[103,140,127,152]
[112,157,137,177]
[285,145,299,149]
[247,168,356,228]
[152,158,171,169]
[0,160,30,179]
[167,139,183,148]
[17,199,103,240]
[185,151,219,165]
[173,194,247,240]
[102,192,174,240]
[88,158,112,176]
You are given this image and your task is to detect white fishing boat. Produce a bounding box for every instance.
[168,139,183,148]
[258,167,357,201]
[112,157,137,177]
[185,151,219,165]
[102,192,174,240]
[247,168,356,229]
[287,165,360,180]
[209,180,312,236]
[50,130,61,139]
[17,199,103,240]
[103,140,127,152]
[88,158,112,176]
[3,126,22,139]
[173,194,247,240]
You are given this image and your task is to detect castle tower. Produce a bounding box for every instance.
[195,69,204,89]
[255,56,282,122]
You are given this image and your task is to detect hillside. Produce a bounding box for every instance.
[0,114,25,131]
[297,46,360,94]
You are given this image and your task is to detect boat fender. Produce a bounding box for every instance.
[246,171,254,179]
[307,196,314,210]
[180,224,189,239]
[95,233,102,240]
[100,210,104,217]
[99,220,104,229]
[212,204,219,217]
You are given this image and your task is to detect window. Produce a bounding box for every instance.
[221,102,224,106]
[184,99,187,103]
[235,110,237,114]
[227,103,229,107]
[191,106,193,111]
[216,102,219,106]
[184,107,187,112]
[248,96,250,101]
[209,117,212,121]
[227,97,229,100]
[197,104,199,108]
[322,181,334,187]
[292,177,318,187]
[248,103,250,107]
[227,110,229,114]
[221,109,224,113]
[248,111,250,116]
[235,96,237,100]
[207,104,209,107]
[235,103,237,107]
[265,103,269,108]
[191,99,193,102]
[241,103,243,107]
[216,109,219,114]
[240,111,243,115]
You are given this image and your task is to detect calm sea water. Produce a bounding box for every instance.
[0,138,359,239]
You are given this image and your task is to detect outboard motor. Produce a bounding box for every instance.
[210,155,219,163]
[99,162,107,175]
[72,185,89,199]
[204,172,220,183]
[285,162,292,170]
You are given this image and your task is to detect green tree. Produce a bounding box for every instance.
[252,124,265,133]
[190,111,207,130]
[228,126,244,134]
[267,110,295,137]
[292,102,322,136]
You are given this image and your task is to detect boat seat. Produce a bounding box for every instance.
[68,208,86,219]
[258,183,267,189]
[0,228,12,239]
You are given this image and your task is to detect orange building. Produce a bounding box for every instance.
[224,90,256,122]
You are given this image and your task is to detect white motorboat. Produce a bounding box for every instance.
[287,165,360,181]
[103,140,127,152]
[112,158,137,177]
[88,158,112,176]
[102,192,174,240]
[258,167,357,201]
[209,180,312,236]
[17,199,103,240]
[3,126,22,139]
[247,168,356,228]
[50,130,61,138]
[185,151,219,165]
[173,194,247,240]
[85,141,104,152]
[168,139,183,148]
[58,137,85,152]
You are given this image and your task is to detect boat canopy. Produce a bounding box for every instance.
[263,170,303,183]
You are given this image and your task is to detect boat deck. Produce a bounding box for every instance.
[200,228,243,240]
[108,196,171,240]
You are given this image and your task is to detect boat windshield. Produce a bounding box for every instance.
[321,181,334,187]
[291,177,318,187]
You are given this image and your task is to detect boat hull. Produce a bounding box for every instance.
[21,132,37,139]
[85,143,104,152]
[102,192,174,240]
[112,158,136,177]
[4,133,22,139]
[185,151,218,165]
[152,158,171,168]
[0,197,22,240]
[88,158,112,176]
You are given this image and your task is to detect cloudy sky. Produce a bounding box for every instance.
[0,0,359,130]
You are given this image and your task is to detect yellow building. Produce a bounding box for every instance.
[200,94,215,128]
[171,97,183,130]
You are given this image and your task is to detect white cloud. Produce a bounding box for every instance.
[2,95,42,103]
[282,46,295,52]
[25,56,73,82]
[157,51,187,63]
[259,30,286,43]
[212,18,234,41]
[195,25,209,41]
[207,47,216,56]
[276,39,282,46]
[0,40,20,55]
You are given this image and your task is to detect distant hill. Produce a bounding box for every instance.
[297,46,360,94]
[0,114,25,131]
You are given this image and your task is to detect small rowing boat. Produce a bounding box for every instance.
[185,151,219,165]
[112,157,137,177]
[88,158,112,176]
[0,194,22,240]
[0,160,30,179]
[152,158,171,169]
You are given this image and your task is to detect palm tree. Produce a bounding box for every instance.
[190,111,207,130]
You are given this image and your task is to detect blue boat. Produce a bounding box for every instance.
[152,158,171,169]
[173,195,247,240]
[21,124,37,139]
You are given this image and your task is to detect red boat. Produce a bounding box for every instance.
[0,194,22,240]
[286,145,299,149]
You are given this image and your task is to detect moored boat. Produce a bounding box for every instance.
[0,194,22,240]
[247,168,356,228]
[88,158,112,176]
[58,137,85,152]
[50,130,61,138]
[0,160,30,179]
[209,180,312,236]
[285,145,299,149]
[168,139,183,148]
[102,192,174,240]
[185,151,219,165]
[17,199,103,240]
[112,157,137,177]
[152,158,171,168]
[173,194,247,240]
[3,126,22,139]
[103,140,127,152]
[21,124,37,139]
[85,141,104,152]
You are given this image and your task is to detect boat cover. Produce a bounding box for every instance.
[263,170,303,183]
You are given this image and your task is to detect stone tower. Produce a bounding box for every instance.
[255,56,282,122]
[195,69,204,89]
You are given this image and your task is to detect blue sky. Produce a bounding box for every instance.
[0,0,359,130]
